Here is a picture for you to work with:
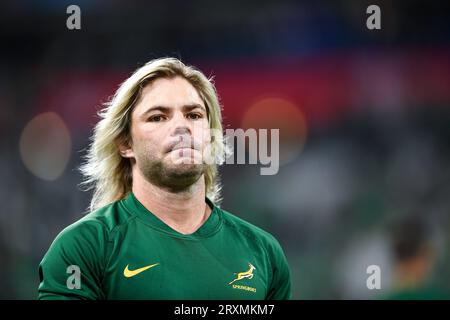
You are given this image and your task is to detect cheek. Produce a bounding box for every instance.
[193,123,211,147]
[132,127,162,155]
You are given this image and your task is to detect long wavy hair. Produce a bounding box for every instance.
[79,57,227,212]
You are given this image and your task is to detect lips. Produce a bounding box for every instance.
[171,145,195,151]
[166,137,200,153]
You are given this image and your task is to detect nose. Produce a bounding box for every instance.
[170,111,192,137]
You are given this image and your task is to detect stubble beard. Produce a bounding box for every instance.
[136,147,207,193]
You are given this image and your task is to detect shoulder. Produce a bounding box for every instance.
[40,199,134,276]
[219,207,284,253]
[218,207,291,298]
[50,198,133,249]
[38,202,130,300]
[217,207,292,299]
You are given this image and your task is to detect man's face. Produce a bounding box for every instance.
[121,76,211,191]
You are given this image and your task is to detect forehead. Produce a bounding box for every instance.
[135,76,204,112]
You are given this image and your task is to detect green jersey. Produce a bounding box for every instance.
[38,193,291,300]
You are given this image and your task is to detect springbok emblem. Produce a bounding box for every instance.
[229,263,256,285]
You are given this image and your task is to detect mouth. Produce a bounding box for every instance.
[166,136,200,153]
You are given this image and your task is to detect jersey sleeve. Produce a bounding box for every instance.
[38,219,109,300]
[266,237,292,300]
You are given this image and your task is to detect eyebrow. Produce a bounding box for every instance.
[141,103,208,118]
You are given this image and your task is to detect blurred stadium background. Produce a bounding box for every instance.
[1,0,450,299]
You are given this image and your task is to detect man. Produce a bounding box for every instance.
[38,57,291,299]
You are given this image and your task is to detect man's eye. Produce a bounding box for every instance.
[187,113,203,120]
[148,115,165,122]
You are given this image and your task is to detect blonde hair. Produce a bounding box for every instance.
[79,57,227,212]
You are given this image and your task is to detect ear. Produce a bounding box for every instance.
[116,137,135,159]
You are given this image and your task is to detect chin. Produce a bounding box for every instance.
[162,164,205,190]
[169,162,204,175]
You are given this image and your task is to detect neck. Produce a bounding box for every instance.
[131,166,211,235]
